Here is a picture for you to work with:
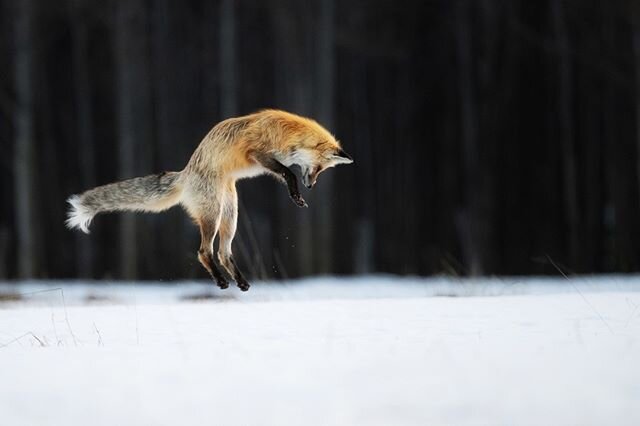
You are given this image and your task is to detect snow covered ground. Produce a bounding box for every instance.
[1,276,640,425]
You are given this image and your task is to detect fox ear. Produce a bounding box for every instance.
[332,148,353,164]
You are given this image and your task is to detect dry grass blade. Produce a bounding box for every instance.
[545,254,615,335]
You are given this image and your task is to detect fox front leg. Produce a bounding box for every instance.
[252,153,308,208]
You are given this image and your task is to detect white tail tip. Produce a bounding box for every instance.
[66,195,94,234]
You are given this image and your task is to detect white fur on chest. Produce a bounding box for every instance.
[230,165,266,180]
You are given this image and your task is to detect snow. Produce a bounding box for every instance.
[1,276,640,425]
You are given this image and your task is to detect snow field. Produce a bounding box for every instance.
[1,277,639,425]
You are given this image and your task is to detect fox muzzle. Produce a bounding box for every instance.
[302,171,317,189]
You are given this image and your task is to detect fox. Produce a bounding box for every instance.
[66,109,353,291]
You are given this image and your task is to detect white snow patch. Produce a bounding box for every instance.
[1,276,639,426]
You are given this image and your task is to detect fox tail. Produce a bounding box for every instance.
[66,171,183,233]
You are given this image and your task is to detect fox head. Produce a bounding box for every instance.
[291,138,353,189]
[266,110,353,188]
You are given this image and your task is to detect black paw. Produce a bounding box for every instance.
[291,193,308,208]
[236,279,250,292]
[216,279,229,290]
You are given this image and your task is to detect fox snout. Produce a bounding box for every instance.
[301,149,354,189]
[302,171,316,189]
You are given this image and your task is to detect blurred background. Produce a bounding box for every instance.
[1,0,640,280]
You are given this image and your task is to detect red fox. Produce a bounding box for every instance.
[66,109,353,291]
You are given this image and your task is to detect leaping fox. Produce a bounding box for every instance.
[66,109,353,291]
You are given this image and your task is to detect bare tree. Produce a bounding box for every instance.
[633,4,640,206]
[455,0,483,275]
[71,0,95,277]
[219,0,238,118]
[313,0,336,273]
[13,0,37,278]
[551,0,579,268]
[114,0,153,278]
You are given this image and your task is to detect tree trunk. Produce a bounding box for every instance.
[71,2,95,278]
[219,0,237,118]
[633,7,640,209]
[151,0,190,278]
[455,0,483,275]
[0,227,8,278]
[114,0,152,279]
[13,0,37,278]
[551,0,579,269]
[313,0,335,274]
[606,4,640,271]
[351,57,375,275]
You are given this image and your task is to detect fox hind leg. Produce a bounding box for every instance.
[217,184,250,291]
[197,214,229,290]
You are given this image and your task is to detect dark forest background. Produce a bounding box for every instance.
[2,0,640,280]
